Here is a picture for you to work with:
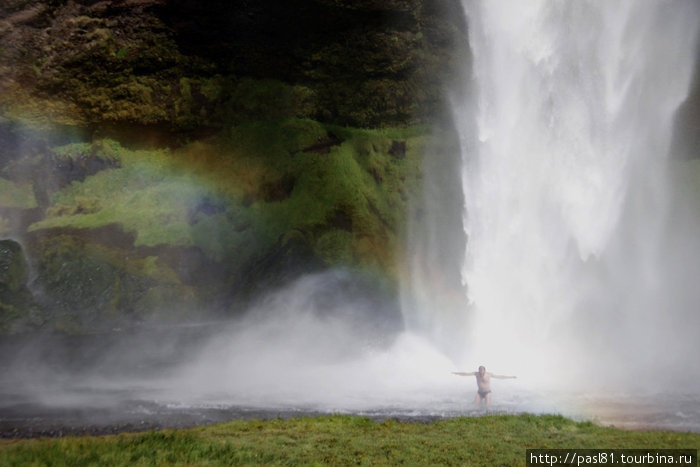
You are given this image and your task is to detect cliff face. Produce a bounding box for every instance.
[0,0,466,130]
[0,0,467,332]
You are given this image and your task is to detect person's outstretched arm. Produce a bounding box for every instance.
[491,374,517,379]
[452,371,477,376]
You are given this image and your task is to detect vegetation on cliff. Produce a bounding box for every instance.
[19,121,430,330]
[0,0,466,130]
[0,0,467,331]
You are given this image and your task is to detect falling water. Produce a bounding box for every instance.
[447,0,700,391]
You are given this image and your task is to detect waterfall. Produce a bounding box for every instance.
[462,0,700,389]
[406,0,700,391]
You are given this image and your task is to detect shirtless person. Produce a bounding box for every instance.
[452,365,516,405]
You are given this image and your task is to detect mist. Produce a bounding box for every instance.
[2,270,527,431]
[162,271,455,412]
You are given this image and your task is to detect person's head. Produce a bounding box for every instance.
[478,365,486,375]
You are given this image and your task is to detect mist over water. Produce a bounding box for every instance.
[1,272,486,429]
[160,272,458,412]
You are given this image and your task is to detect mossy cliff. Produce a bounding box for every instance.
[0,1,467,332]
[0,0,466,130]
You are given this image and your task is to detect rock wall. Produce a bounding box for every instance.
[0,0,467,130]
[0,0,467,332]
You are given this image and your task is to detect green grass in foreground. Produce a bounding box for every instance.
[1,414,699,466]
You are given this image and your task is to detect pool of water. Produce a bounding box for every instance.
[1,327,698,438]
[1,379,698,438]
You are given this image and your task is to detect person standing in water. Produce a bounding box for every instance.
[452,366,516,405]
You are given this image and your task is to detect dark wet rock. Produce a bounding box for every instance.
[301,132,344,154]
[22,225,232,330]
[0,239,44,332]
[188,196,226,225]
[236,230,325,303]
[0,0,467,129]
[0,239,27,292]
[389,140,406,159]
[257,175,297,203]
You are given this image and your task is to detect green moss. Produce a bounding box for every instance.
[0,178,36,208]
[0,294,43,334]
[315,230,354,264]
[0,302,22,333]
[223,78,318,123]
[31,234,160,328]
[77,77,171,125]
[31,121,426,278]
[199,77,225,102]
[18,118,429,323]
[33,142,203,247]
[1,0,467,131]
[133,284,202,321]
[176,77,193,117]
[0,240,28,292]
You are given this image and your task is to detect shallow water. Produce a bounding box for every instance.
[2,372,699,437]
[2,325,698,438]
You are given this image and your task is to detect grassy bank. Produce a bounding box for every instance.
[1,414,699,465]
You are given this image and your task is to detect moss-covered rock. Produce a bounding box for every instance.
[0,119,428,328]
[27,231,211,329]
[0,238,44,332]
[0,238,27,292]
[0,0,465,330]
[0,0,466,129]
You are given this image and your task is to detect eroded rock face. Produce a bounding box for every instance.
[0,0,467,130]
[0,1,468,330]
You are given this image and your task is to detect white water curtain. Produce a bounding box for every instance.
[450,0,700,389]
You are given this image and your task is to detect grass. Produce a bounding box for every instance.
[1,414,698,466]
